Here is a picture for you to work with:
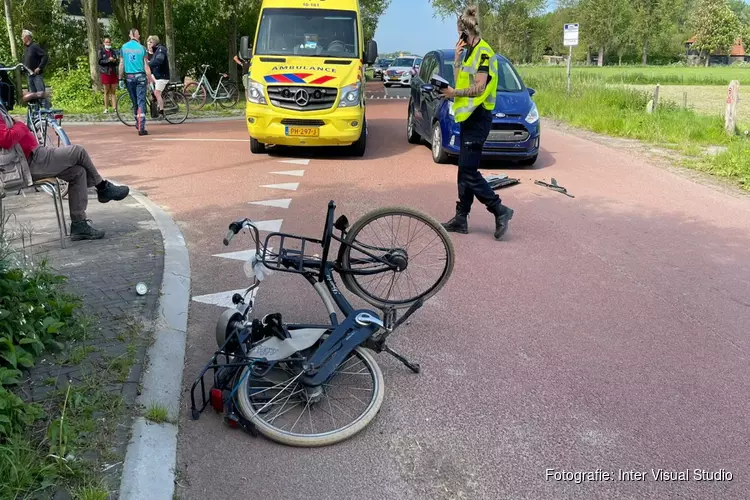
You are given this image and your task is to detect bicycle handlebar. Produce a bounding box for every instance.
[0,63,32,75]
[223,219,261,255]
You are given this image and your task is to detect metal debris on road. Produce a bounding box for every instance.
[535,178,574,198]
[484,173,520,190]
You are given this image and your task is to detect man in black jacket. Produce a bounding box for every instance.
[22,30,49,109]
[147,35,170,117]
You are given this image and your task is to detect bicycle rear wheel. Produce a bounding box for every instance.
[116,92,136,127]
[164,89,189,124]
[218,82,239,109]
[340,206,455,309]
[32,119,70,198]
[235,346,384,447]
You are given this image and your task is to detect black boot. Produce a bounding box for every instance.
[441,204,469,234]
[70,220,105,241]
[491,204,514,240]
[97,181,130,203]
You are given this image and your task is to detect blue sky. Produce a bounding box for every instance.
[374,0,559,55]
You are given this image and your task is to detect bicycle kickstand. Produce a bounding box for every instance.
[382,344,420,374]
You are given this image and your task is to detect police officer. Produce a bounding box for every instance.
[438,5,514,240]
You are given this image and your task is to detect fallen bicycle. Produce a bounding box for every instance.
[190,201,455,447]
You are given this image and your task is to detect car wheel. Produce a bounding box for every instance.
[407,104,421,144]
[431,122,449,164]
[250,137,266,154]
[384,83,391,88]
[519,154,538,166]
[350,119,367,157]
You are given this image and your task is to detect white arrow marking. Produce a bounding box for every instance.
[192,287,258,308]
[279,159,310,165]
[249,198,292,208]
[250,219,284,232]
[212,247,274,261]
[261,183,299,191]
[269,170,305,177]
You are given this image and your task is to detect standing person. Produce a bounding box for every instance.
[438,5,514,241]
[146,35,170,118]
[21,30,50,109]
[119,28,154,136]
[233,53,250,91]
[98,37,119,113]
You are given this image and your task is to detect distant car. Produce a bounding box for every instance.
[383,56,422,87]
[407,49,540,166]
[372,58,393,80]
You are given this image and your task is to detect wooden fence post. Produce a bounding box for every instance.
[725,80,739,135]
[683,91,688,109]
[653,83,660,110]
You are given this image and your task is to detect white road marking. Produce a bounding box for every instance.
[261,182,299,191]
[250,219,284,232]
[192,287,258,308]
[212,247,274,261]
[151,138,248,142]
[269,170,305,177]
[249,198,292,208]
[279,159,310,165]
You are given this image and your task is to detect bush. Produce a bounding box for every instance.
[0,221,83,438]
[47,57,101,113]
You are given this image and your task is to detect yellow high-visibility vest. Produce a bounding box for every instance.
[454,39,498,123]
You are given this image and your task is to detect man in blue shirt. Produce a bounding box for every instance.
[119,28,154,136]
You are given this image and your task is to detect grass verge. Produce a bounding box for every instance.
[519,71,750,190]
[517,64,750,86]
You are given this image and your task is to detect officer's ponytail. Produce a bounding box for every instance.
[458,5,480,38]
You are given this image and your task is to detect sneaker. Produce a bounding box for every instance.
[70,220,105,241]
[139,130,149,136]
[103,109,109,114]
[97,180,130,203]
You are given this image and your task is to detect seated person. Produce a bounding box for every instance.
[294,34,323,55]
[0,91,130,241]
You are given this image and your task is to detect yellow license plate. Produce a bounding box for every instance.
[389,77,399,80]
[286,126,319,137]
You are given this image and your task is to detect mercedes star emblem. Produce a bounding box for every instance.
[294,89,310,106]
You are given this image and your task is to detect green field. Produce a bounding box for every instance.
[517,65,749,86]
[515,65,750,190]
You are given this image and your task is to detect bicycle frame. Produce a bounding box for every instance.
[191,65,232,102]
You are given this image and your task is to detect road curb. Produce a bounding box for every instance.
[119,191,191,500]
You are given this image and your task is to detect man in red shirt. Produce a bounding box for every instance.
[0,99,130,240]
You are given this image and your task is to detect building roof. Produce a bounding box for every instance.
[63,0,113,17]
[686,36,745,56]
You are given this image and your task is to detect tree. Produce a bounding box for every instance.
[163,0,175,79]
[82,0,100,91]
[361,0,391,43]
[578,0,633,66]
[690,0,741,66]
[4,0,22,103]
[631,0,682,64]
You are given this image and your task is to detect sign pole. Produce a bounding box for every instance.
[563,23,578,94]
[567,46,572,93]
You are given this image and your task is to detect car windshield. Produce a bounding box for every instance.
[255,8,359,58]
[442,58,524,92]
[378,59,393,67]
[392,58,415,67]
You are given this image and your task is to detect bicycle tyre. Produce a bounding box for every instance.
[164,89,189,124]
[183,82,206,110]
[218,82,239,109]
[340,206,455,309]
[116,92,136,127]
[235,346,384,447]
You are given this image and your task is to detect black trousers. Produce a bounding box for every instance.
[456,106,501,214]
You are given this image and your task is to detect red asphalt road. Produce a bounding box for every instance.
[67,100,750,500]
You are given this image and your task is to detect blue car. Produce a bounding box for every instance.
[406,49,541,166]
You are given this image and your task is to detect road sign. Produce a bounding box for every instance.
[564,23,579,47]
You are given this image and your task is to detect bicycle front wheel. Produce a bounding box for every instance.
[235,346,384,447]
[183,82,206,110]
[116,92,136,127]
[218,82,239,109]
[164,89,189,124]
[340,206,455,309]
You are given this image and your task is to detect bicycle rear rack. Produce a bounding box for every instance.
[261,231,325,274]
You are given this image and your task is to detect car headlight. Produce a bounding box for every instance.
[338,82,360,108]
[246,78,266,105]
[525,102,539,124]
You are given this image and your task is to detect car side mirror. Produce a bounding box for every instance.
[420,84,434,94]
[240,36,251,59]
[527,87,536,97]
[365,40,378,65]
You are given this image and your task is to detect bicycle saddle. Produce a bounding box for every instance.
[221,73,229,78]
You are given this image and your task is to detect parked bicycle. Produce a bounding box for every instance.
[191,201,455,447]
[0,63,70,198]
[116,80,189,127]
[183,64,239,110]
